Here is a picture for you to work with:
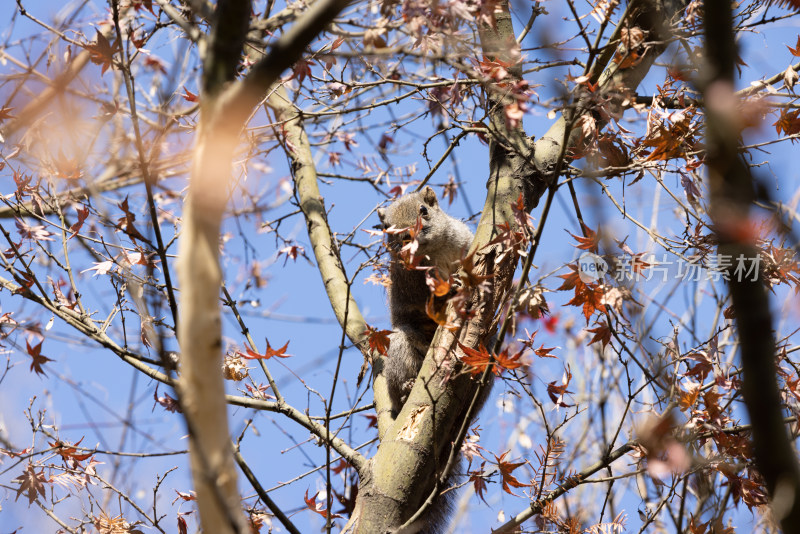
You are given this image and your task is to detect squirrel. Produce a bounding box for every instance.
[377,186,490,534]
[377,186,474,418]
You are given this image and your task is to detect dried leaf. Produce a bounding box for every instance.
[587,321,612,349]
[12,464,49,506]
[26,339,53,377]
[85,30,120,74]
[493,451,532,496]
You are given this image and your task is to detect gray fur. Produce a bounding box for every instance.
[378,186,473,416]
[378,187,476,534]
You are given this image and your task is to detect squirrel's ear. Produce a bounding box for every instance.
[377,208,386,224]
[421,186,438,207]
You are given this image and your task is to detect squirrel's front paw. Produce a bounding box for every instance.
[399,378,416,405]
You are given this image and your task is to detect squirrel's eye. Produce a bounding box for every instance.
[419,205,428,216]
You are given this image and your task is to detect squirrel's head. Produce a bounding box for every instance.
[377,186,440,254]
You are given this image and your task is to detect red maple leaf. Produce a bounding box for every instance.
[556,263,586,292]
[458,343,494,376]
[362,413,378,429]
[303,489,341,519]
[683,351,713,380]
[132,0,155,14]
[173,490,197,502]
[13,464,50,505]
[153,388,181,413]
[50,437,93,464]
[534,344,557,358]
[587,321,612,349]
[570,224,600,253]
[85,30,120,74]
[542,314,559,333]
[566,283,607,323]
[278,244,307,265]
[144,56,167,74]
[69,206,90,238]
[469,463,490,504]
[493,451,532,496]
[13,272,36,295]
[426,269,453,297]
[182,86,199,103]
[364,326,391,356]
[243,340,292,360]
[130,32,146,49]
[26,339,53,377]
[547,366,573,407]
[477,56,513,82]
[289,60,313,84]
[787,36,800,57]
[774,109,800,136]
[115,197,147,242]
[494,347,525,373]
[0,106,14,122]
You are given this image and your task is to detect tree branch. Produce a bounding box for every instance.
[703,1,800,529]
[356,1,687,531]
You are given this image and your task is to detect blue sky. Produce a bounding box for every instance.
[1,1,800,532]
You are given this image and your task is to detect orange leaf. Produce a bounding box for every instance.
[587,321,612,349]
[425,295,448,326]
[0,106,14,122]
[534,344,557,358]
[493,451,532,496]
[569,224,600,253]
[182,86,198,102]
[458,343,494,376]
[556,264,586,292]
[364,326,392,356]
[788,36,800,57]
[614,49,642,69]
[773,109,800,136]
[677,386,699,411]
[494,347,525,373]
[50,437,93,463]
[643,119,693,161]
[243,340,292,360]
[566,283,607,323]
[303,489,341,519]
[426,269,452,297]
